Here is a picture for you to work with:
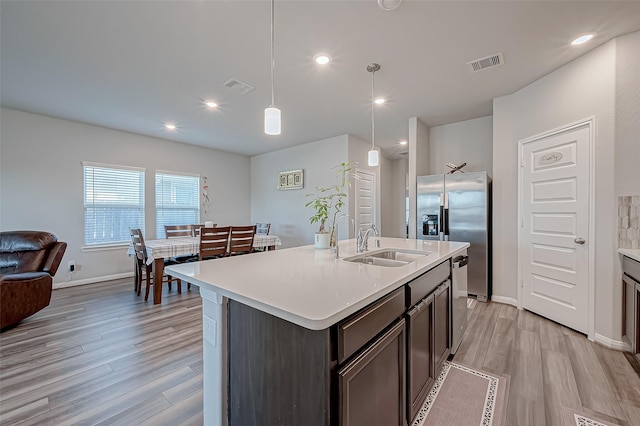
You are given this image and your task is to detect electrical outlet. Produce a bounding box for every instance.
[203,315,217,347]
[68,260,75,272]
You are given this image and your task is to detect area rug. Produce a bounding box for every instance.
[562,408,622,426]
[411,361,507,426]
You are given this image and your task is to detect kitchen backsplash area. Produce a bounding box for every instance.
[619,196,640,249]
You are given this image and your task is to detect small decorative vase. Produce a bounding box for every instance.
[315,232,330,249]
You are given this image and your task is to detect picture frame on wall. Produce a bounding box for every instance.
[278,169,304,190]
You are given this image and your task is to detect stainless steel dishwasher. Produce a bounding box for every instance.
[451,251,468,354]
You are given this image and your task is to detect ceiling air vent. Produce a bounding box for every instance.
[223,78,255,95]
[466,52,504,73]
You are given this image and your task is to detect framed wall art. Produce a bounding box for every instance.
[278,169,304,190]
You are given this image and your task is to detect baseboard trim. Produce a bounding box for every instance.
[594,333,631,351]
[490,296,518,307]
[53,272,134,289]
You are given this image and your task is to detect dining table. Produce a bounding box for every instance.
[127,234,282,304]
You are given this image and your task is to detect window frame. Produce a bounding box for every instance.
[83,161,146,247]
[155,170,201,239]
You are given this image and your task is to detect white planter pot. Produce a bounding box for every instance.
[314,232,330,249]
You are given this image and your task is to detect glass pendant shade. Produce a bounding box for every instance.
[368,149,379,167]
[264,107,281,135]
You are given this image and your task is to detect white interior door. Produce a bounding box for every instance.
[519,124,591,334]
[355,169,376,231]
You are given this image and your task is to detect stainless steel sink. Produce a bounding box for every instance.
[344,249,430,267]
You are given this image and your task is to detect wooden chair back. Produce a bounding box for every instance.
[228,225,256,256]
[164,224,194,239]
[256,223,271,235]
[199,226,231,260]
[192,224,216,237]
[129,228,148,264]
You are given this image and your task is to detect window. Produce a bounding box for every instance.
[155,171,200,238]
[84,163,145,246]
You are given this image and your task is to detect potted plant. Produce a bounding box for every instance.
[306,162,353,249]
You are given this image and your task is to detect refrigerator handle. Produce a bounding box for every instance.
[439,193,445,240]
[444,193,450,241]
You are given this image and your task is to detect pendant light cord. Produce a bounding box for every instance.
[270,0,275,107]
[371,68,375,150]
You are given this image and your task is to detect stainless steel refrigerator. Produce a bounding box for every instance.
[417,171,491,301]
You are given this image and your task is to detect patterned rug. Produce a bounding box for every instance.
[563,408,622,426]
[411,361,507,426]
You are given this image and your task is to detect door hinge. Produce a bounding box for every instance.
[520,278,524,288]
[520,218,524,228]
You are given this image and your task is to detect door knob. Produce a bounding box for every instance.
[574,237,585,245]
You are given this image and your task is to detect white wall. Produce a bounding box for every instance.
[428,116,493,175]
[615,31,640,196]
[250,135,348,248]
[408,117,429,239]
[493,37,623,340]
[0,108,251,284]
[384,158,408,238]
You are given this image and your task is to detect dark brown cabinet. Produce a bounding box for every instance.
[226,263,454,426]
[406,293,434,423]
[338,319,406,426]
[622,255,640,362]
[433,281,451,374]
[405,260,451,425]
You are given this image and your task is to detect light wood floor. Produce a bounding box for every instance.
[1,278,639,425]
[455,300,640,426]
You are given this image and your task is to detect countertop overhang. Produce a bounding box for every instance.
[619,248,640,263]
[166,237,469,330]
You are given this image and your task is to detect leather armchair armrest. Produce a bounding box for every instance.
[0,272,51,283]
[42,242,67,276]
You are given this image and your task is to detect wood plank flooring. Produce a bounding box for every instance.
[1,279,639,425]
[0,278,202,425]
[455,301,640,426]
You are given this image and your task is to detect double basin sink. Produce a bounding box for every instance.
[344,249,430,267]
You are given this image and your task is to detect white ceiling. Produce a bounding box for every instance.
[2,1,639,159]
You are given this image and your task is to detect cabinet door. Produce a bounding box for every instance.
[339,319,406,426]
[622,274,636,351]
[433,281,451,374]
[407,294,435,424]
[636,283,640,361]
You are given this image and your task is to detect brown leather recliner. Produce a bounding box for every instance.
[0,231,67,331]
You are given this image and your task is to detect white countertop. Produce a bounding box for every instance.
[166,237,469,330]
[619,248,640,263]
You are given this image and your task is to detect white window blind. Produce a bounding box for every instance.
[84,163,145,245]
[155,172,200,238]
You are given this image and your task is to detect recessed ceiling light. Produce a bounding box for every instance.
[314,54,331,65]
[399,140,408,145]
[571,34,594,45]
[205,101,218,108]
[374,98,385,105]
[165,123,176,130]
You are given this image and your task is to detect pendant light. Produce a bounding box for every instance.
[367,63,380,167]
[264,0,281,135]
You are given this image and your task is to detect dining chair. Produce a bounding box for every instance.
[164,224,193,238]
[192,224,216,237]
[228,225,257,256]
[129,228,182,301]
[199,226,231,260]
[256,223,271,235]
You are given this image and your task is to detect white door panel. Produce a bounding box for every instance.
[520,124,590,334]
[355,169,377,231]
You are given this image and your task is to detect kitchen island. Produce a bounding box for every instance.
[166,237,469,426]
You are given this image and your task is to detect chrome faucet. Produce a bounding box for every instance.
[357,224,379,252]
[332,213,355,259]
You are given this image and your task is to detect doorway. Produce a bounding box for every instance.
[518,120,594,336]
[355,169,377,232]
